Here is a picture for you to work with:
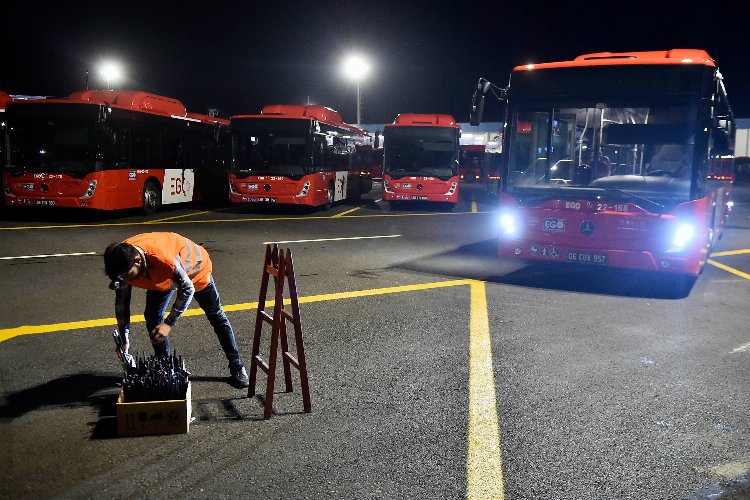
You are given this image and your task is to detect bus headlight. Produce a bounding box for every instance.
[444,182,457,196]
[80,180,97,199]
[499,212,519,237]
[383,179,394,193]
[670,223,696,251]
[296,181,311,197]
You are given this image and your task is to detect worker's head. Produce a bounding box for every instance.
[104,242,140,290]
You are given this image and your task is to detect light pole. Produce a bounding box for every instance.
[99,61,123,91]
[342,55,369,127]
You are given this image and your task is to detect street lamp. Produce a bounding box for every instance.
[99,61,123,91]
[342,54,370,127]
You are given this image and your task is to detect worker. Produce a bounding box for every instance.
[103,232,249,387]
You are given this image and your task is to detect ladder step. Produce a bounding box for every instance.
[283,351,300,369]
[260,310,274,325]
[281,309,295,322]
[254,355,269,374]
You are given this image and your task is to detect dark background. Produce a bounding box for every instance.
[2,0,746,124]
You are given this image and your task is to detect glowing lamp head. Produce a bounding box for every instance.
[342,55,370,81]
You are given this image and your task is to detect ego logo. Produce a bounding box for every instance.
[170,177,192,196]
[543,218,565,232]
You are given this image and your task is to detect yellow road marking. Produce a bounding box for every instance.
[146,211,210,223]
[711,249,750,257]
[471,201,478,214]
[332,206,363,217]
[707,259,750,280]
[0,279,476,342]
[0,210,490,231]
[467,281,505,499]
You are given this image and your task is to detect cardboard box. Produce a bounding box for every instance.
[116,382,191,437]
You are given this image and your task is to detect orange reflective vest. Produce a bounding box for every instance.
[124,232,212,292]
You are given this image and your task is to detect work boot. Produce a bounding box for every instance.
[230,364,250,388]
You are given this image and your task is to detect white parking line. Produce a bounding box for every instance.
[0,252,97,260]
[263,235,401,245]
[731,342,750,354]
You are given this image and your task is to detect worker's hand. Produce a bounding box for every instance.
[149,323,171,344]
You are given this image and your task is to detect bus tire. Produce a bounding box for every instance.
[142,180,162,215]
[325,183,334,209]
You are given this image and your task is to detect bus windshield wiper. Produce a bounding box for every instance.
[598,186,664,212]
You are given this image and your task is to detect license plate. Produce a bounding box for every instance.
[35,200,56,206]
[566,251,607,265]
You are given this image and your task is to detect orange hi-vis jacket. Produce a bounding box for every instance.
[124,232,213,292]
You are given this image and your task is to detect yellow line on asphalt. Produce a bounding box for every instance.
[332,206,362,217]
[467,281,505,499]
[0,210,490,231]
[471,201,478,214]
[146,211,210,223]
[0,279,476,342]
[711,249,750,257]
[707,259,750,280]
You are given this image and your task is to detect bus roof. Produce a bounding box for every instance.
[513,49,716,72]
[232,104,368,136]
[69,90,188,117]
[6,90,227,125]
[386,113,459,128]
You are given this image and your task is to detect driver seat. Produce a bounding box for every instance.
[650,145,691,176]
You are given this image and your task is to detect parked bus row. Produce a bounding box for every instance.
[1,91,463,213]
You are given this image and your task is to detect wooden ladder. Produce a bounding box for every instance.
[248,244,311,419]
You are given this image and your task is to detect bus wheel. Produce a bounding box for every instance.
[325,183,334,209]
[142,181,161,215]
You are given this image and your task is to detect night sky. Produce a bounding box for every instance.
[2,1,747,124]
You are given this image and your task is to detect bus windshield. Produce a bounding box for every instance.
[507,101,698,207]
[231,118,311,177]
[6,104,101,178]
[384,126,459,179]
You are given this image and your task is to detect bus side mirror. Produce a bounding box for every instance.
[470,92,485,126]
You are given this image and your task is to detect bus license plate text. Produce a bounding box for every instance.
[566,252,607,264]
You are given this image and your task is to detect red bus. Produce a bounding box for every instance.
[459,144,484,182]
[0,91,10,174]
[3,90,229,214]
[382,113,460,208]
[356,143,384,179]
[470,49,735,289]
[228,104,373,208]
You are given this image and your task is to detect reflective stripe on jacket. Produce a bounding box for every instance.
[124,232,213,292]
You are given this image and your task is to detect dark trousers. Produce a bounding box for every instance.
[144,278,241,368]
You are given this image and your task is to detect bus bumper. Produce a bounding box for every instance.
[498,239,704,276]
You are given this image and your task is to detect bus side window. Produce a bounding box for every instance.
[311,135,327,170]
[108,123,131,169]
